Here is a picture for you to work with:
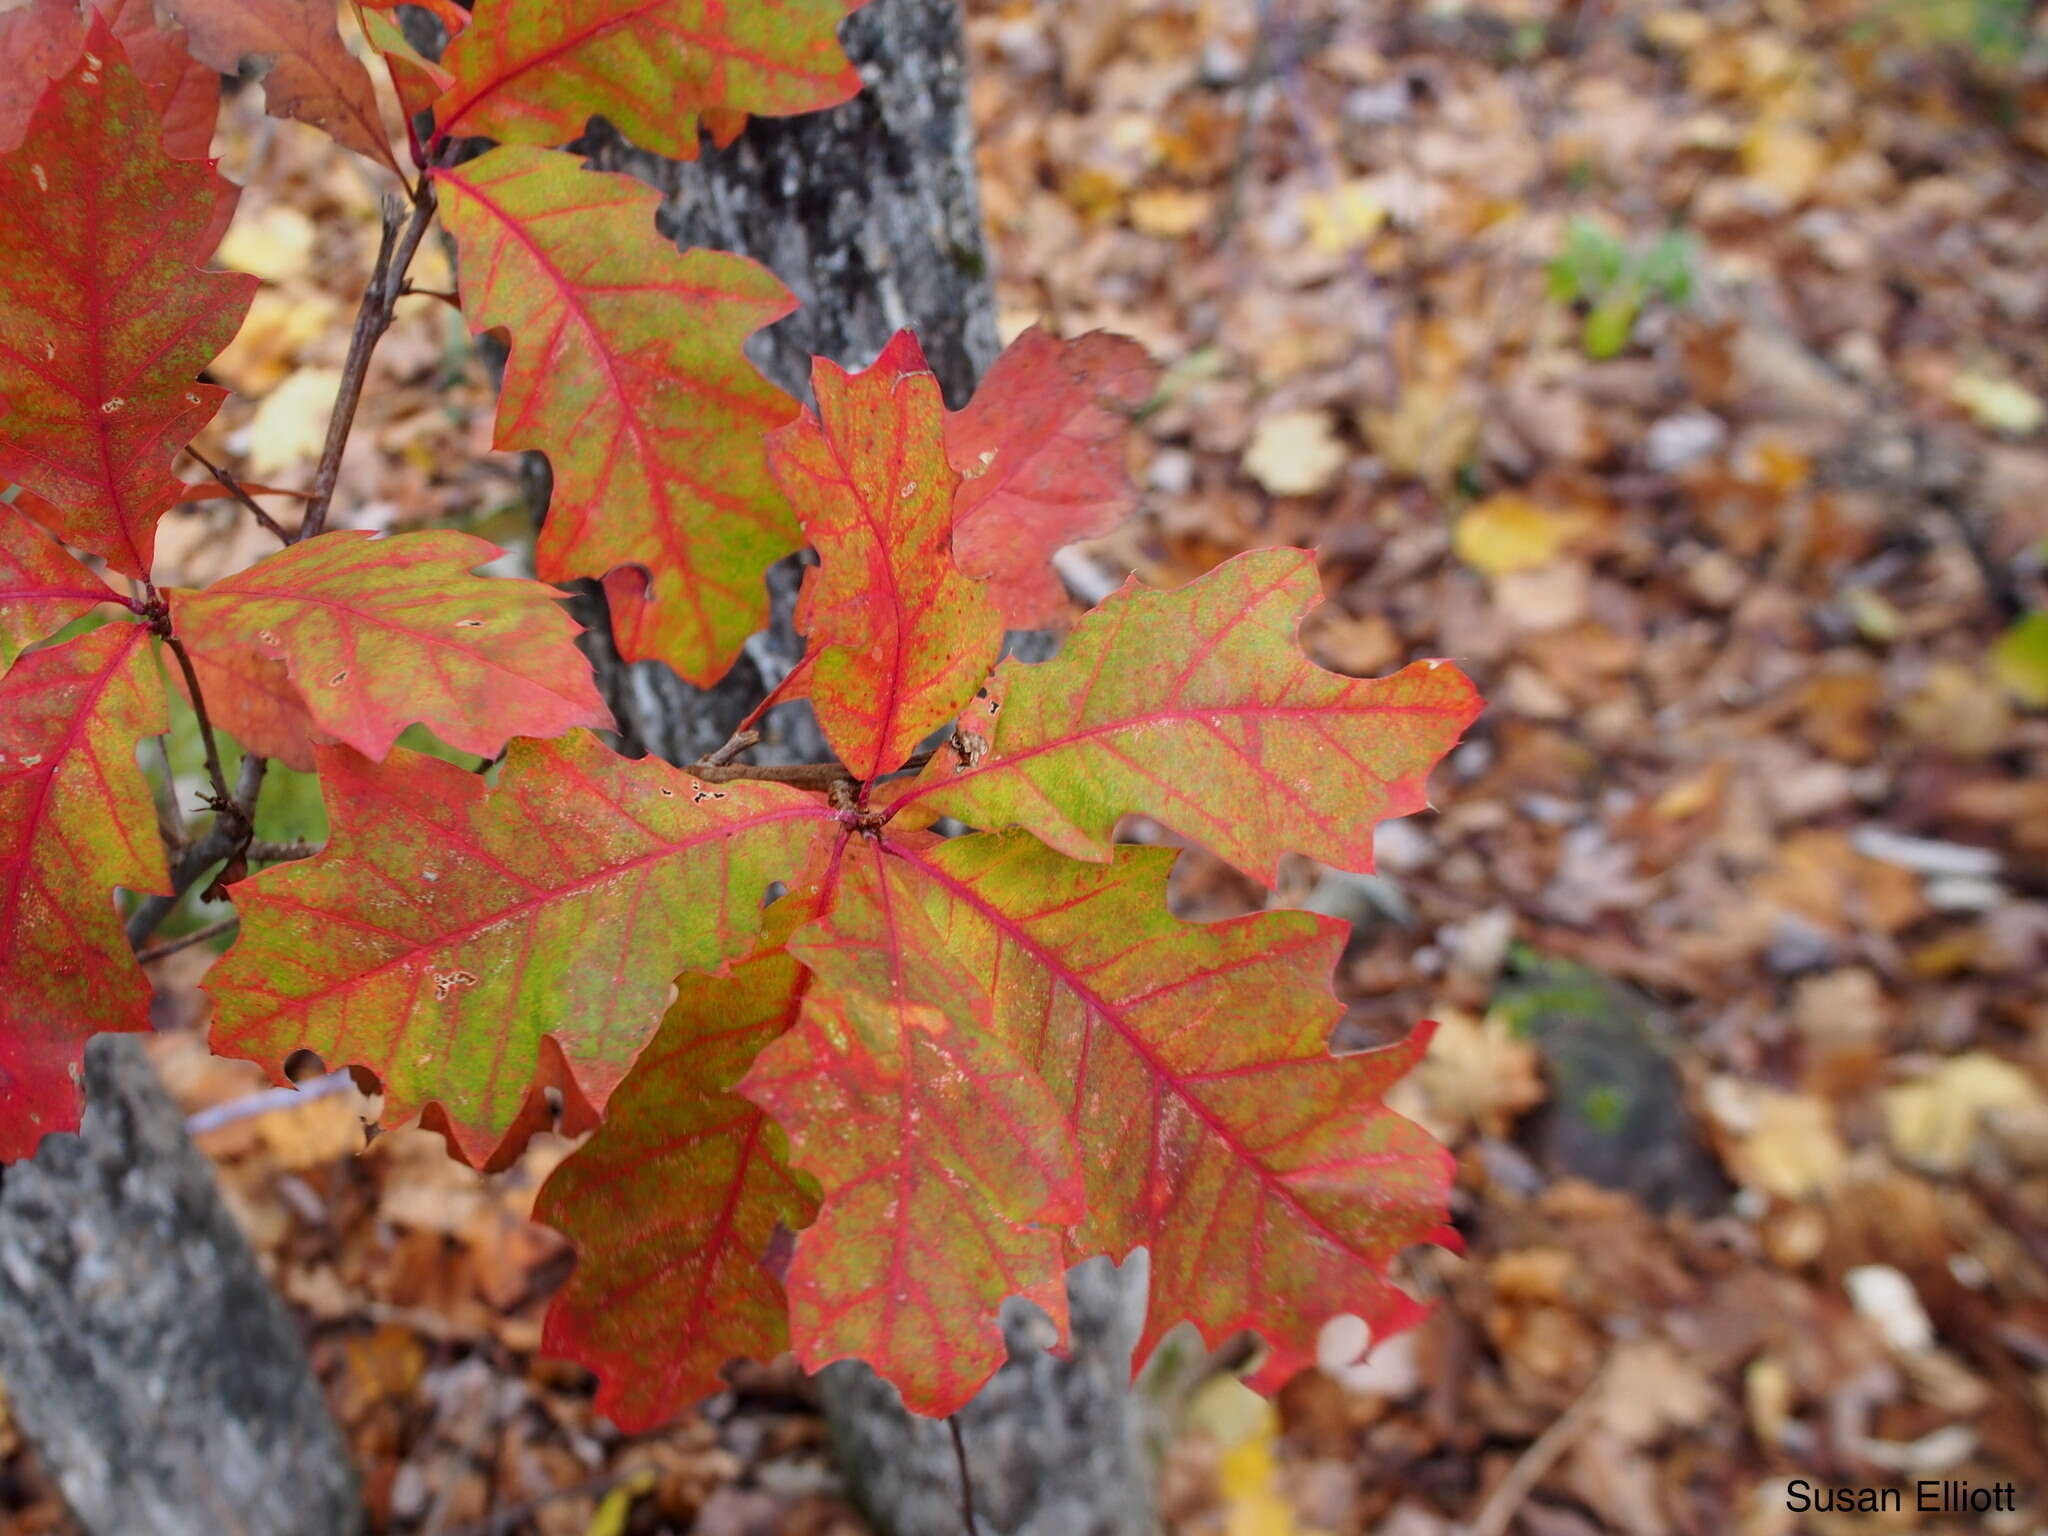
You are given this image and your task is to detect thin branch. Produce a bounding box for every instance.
[135,916,238,965]
[247,838,319,864]
[948,1416,981,1536]
[183,1068,354,1137]
[704,726,762,767]
[183,446,294,542]
[148,733,187,849]
[158,629,235,814]
[126,755,268,946]
[298,176,441,543]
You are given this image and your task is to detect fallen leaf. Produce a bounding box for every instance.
[1244,410,1347,497]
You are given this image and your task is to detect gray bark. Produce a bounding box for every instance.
[566,3,1158,1529]
[0,1036,359,1536]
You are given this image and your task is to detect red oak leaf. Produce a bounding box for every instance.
[0,504,126,666]
[0,18,255,579]
[436,147,801,687]
[432,0,867,161]
[0,621,169,1158]
[769,332,1005,780]
[208,733,837,1167]
[833,828,1453,1389]
[165,529,612,771]
[0,0,234,246]
[884,548,1483,885]
[160,0,402,177]
[740,841,1084,1415]
[536,945,820,1430]
[948,326,1158,627]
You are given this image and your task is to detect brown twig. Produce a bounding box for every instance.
[134,916,238,965]
[948,1416,981,1536]
[703,726,762,767]
[125,755,267,947]
[1463,1358,1611,1536]
[158,628,236,815]
[298,177,441,543]
[247,839,319,864]
[183,446,294,542]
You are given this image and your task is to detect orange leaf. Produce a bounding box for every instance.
[739,837,1083,1416]
[769,332,1005,780]
[0,503,127,665]
[165,529,612,771]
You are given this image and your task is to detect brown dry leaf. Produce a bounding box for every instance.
[1396,1007,1547,1142]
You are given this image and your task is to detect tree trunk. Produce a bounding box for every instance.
[566,3,1158,1530]
[0,1036,360,1536]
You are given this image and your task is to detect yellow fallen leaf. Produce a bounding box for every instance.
[246,367,343,476]
[1741,122,1827,203]
[1187,1376,1328,1536]
[1243,410,1347,497]
[1707,1080,1847,1199]
[1300,181,1385,254]
[1453,493,1567,575]
[582,1470,657,1536]
[1885,1054,2043,1174]
[1951,371,2045,436]
[217,203,318,283]
[1360,379,1478,490]
[1128,187,1211,238]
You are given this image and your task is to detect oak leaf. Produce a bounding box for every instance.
[165,529,612,771]
[160,0,402,176]
[769,332,1005,780]
[208,734,836,1166]
[816,829,1453,1387]
[432,0,866,161]
[436,146,800,686]
[0,621,169,1158]
[740,838,1084,1416]
[536,946,820,1430]
[0,18,256,578]
[886,548,1481,885]
[0,505,125,667]
[948,326,1158,627]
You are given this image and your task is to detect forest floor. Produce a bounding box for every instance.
[5,0,2047,1532]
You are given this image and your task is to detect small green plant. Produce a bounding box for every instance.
[1546,218,1699,359]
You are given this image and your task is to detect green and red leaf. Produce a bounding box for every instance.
[0,620,169,1158]
[948,326,1158,628]
[432,0,866,161]
[208,733,836,1166]
[0,504,126,667]
[161,0,402,176]
[537,945,819,1430]
[740,839,1083,1416]
[770,333,1005,780]
[860,830,1452,1384]
[436,146,801,687]
[165,529,612,771]
[0,18,255,579]
[886,548,1482,885]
